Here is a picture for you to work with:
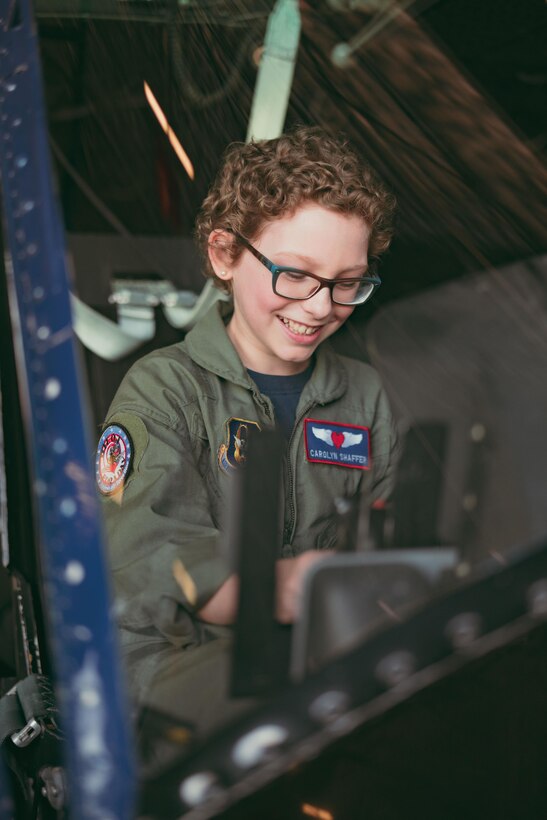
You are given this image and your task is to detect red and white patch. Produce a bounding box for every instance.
[304,418,370,470]
[95,424,132,494]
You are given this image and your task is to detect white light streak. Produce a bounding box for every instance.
[144,81,194,181]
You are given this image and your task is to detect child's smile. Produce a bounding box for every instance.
[277,314,323,339]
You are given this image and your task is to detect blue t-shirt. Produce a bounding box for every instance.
[248,362,314,439]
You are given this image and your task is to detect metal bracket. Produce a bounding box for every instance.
[71,277,229,361]
[39,766,67,811]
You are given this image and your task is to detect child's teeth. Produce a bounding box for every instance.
[282,317,317,335]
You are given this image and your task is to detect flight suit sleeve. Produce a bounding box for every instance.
[100,403,230,648]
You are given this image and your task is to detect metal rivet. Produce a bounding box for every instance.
[80,688,100,707]
[331,42,352,69]
[37,323,51,338]
[59,498,77,518]
[73,625,92,642]
[64,561,85,585]
[527,579,547,617]
[375,650,416,687]
[446,612,482,649]
[309,690,350,724]
[44,378,61,400]
[232,724,289,769]
[180,772,220,808]
[52,438,68,454]
[15,155,28,168]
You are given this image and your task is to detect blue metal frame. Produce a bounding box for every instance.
[0,1,135,816]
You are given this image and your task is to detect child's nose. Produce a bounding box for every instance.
[302,285,333,319]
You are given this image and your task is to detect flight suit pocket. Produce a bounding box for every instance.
[316,517,337,550]
[190,416,223,522]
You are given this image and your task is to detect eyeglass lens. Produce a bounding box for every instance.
[275,270,374,305]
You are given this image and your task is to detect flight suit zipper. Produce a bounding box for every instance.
[253,391,274,426]
[284,398,321,546]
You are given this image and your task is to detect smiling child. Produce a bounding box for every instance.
[98,126,398,746]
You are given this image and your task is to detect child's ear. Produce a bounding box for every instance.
[208,229,235,280]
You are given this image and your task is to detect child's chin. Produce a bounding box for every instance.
[278,347,315,364]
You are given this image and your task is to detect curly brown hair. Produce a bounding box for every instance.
[195,126,396,291]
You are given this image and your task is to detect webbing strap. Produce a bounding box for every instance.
[0,676,55,748]
[0,692,25,745]
[0,676,64,813]
[17,676,52,725]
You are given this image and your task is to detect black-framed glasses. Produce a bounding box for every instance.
[231,231,381,306]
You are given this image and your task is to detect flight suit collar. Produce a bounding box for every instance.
[184,302,347,401]
[302,342,347,406]
[184,300,252,389]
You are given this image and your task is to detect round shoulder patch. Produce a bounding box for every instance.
[95,424,133,495]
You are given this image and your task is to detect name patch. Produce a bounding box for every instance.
[304,418,370,470]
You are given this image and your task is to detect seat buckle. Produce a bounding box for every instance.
[11,716,43,748]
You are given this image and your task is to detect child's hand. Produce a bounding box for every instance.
[275,550,335,624]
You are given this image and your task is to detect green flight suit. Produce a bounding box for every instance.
[100,301,398,745]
